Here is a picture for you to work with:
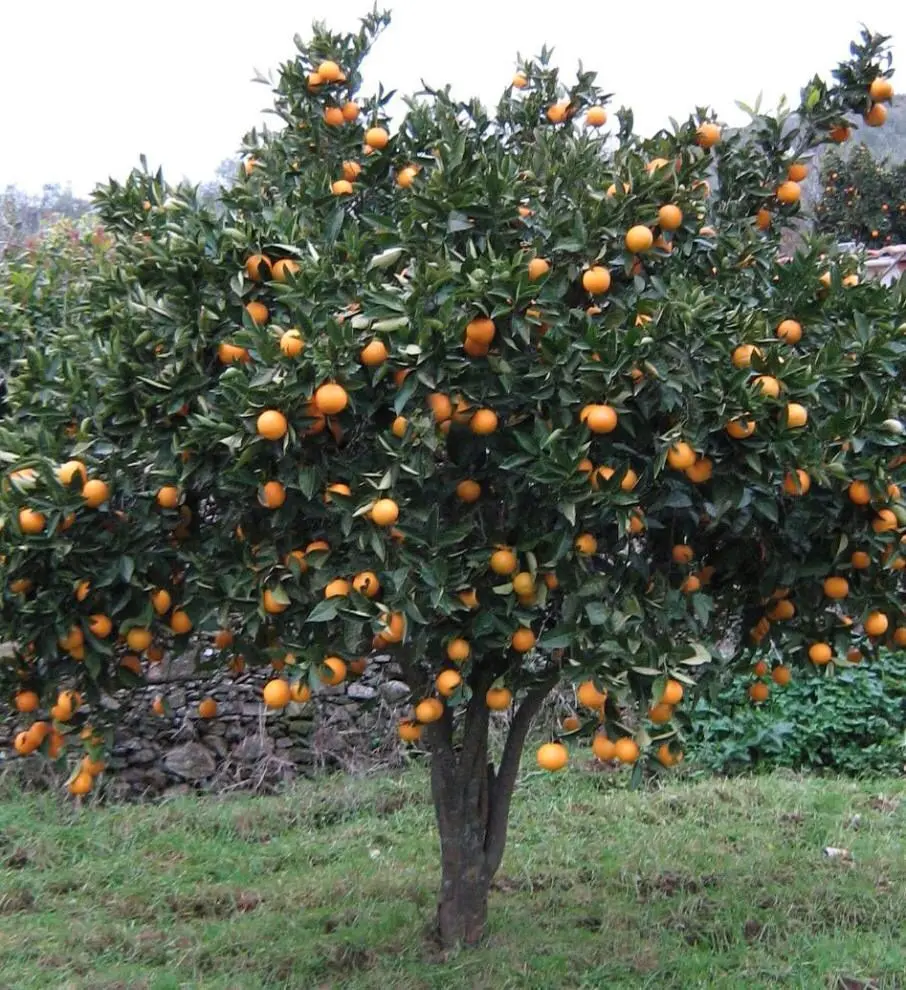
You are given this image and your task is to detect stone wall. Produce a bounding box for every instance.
[1,649,416,798]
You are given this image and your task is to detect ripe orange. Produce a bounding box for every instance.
[850,550,871,570]
[81,756,106,777]
[398,719,422,743]
[445,638,471,663]
[748,681,770,703]
[870,77,894,102]
[753,375,781,398]
[537,741,568,771]
[360,339,389,366]
[893,627,906,648]
[15,690,39,713]
[864,611,889,637]
[490,548,518,575]
[809,643,833,665]
[823,576,849,600]
[628,510,645,534]
[257,410,288,441]
[415,697,444,723]
[696,122,721,148]
[317,59,342,82]
[381,611,406,643]
[625,225,653,253]
[756,208,772,230]
[582,266,611,295]
[656,744,684,768]
[512,71,528,88]
[872,509,898,533]
[776,319,802,344]
[726,419,756,440]
[672,544,694,564]
[528,257,550,281]
[546,101,570,123]
[731,345,760,369]
[88,614,112,639]
[847,480,871,505]
[455,479,481,503]
[574,533,597,555]
[783,469,810,496]
[661,679,684,705]
[785,403,808,428]
[486,687,512,711]
[271,258,299,282]
[686,458,713,483]
[245,254,272,280]
[352,571,381,598]
[511,572,535,597]
[458,588,479,609]
[436,669,462,697]
[767,599,795,621]
[314,383,348,416]
[151,696,166,716]
[776,181,801,205]
[198,698,218,719]
[613,737,640,764]
[586,106,607,126]
[323,106,344,127]
[511,626,536,652]
[18,508,46,535]
[263,679,291,709]
[470,409,498,435]
[787,162,809,182]
[155,485,180,509]
[260,481,286,509]
[658,204,683,231]
[581,404,618,434]
[465,317,496,347]
[561,715,580,732]
[648,702,673,724]
[753,660,769,677]
[170,610,192,634]
[245,301,269,326]
[58,460,88,487]
[68,771,93,796]
[667,442,696,470]
[126,627,152,652]
[371,498,399,526]
[331,179,353,195]
[150,588,172,615]
[323,578,351,599]
[319,656,347,686]
[213,629,234,650]
[771,665,792,686]
[82,479,110,508]
[341,161,362,184]
[865,103,887,127]
[289,682,311,704]
[592,734,616,761]
[218,341,250,364]
[364,126,389,149]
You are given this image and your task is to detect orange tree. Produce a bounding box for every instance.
[2,13,905,946]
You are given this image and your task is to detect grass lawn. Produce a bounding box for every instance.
[1,765,905,989]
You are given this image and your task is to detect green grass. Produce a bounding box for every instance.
[1,767,905,989]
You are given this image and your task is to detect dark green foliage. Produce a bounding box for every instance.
[691,651,906,775]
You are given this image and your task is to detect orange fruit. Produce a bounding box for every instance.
[756,208,772,230]
[783,469,810,496]
[696,122,721,148]
[152,696,166,716]
[512,572,535,597]
[581,404,618,434]
[776,181,801,205]
[672,545,694,565]
[465,317,495,345]
[18,508,47,535]
[582,266,611,294]
[848,480,872,505]
[415,697,445,723]
[395,165,418,188]
[260,481,286,509]
[870,77,894,102]
[748,681,770,703]
[850,550,871,570]
[58,460,88,488]
[364,126,389,149]
[537,742,568,771]
[323,106,344,127]
[865,103,887,127]
[245,301,269,326]
[213,629,234,650]
[586,106,607,126]
[289,682,311,704]
[767,599,795,621]
[656,744,683,768]
[753,660,769,677]
[371,498,399,526]
[398,719,422,743]
[458,588,479,609]
[686,458,713,483]
[427,393,453,424]
[562,715,581,732]
[546,101,570,123]
[257,410,288,440]
[82,479,110,508]
[486,687,512,711]
[771,665,792,686]
[808,643,833,665]
[314,383,348,415]
[218,341,250,364]
[68,771,93,796]
[732,344,760,369]
[198,698,218,719]
[726,419,756,440]
[352,571,381,598]
[272,258,300,282]
[667,442,696,471]
[864,611,889,638]
[360,339,389,366]
[785,403,808,428]
[592,734,616,761]
[470,409,498,435]
[323,578,350,599]
[245,254,272,280]
[154,484,180,509]
[490,548,518,575]
[776,319,802,344]
[648,702,673,724]
[872,509,898,533]
[787,162,808,182]
[681,574,701,594]
[81,756,106,777]
[753,375,781,398]
[381,612,406,643]
[170,610,192,634]
[893,627,906,648]
[511,626,536,652]
[661,679,684,705]
[331,179,353,195]
[455,479,481,503]
[341,161,362,183]
[150,589,172,615]
[263,679,291,709]
[446,638,471,663]
[575,533,597,555]
[88,614,112,639]
[823,576,849,600]
[528,257,550,281]
[625,225,653,253]
[436,669,462,697]
[317,60,342,82]
[14,690,39,713]
[613,738,640,764]
[658,204,683,231]
[126,627,152,652]
[512,71,528,88]
[319,656,347,686]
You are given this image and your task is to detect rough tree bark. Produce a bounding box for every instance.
[426,671,559,948]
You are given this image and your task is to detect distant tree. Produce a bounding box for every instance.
[0,185,92,253]
[815,144,906,245]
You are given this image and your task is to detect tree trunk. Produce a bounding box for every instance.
[426,673,559,948]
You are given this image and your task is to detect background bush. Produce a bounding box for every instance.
[690,652,906,775]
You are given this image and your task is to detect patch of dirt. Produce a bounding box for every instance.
[0,887,35,914]
[743,918,766,942]
[868,795,900,814]
[779,811,805,826]
[321,944,377,974]
[832,978,881,990]
[374,793,409,816]
[637,872,719,899]
[166,889,262,919]
[4,846,32,868]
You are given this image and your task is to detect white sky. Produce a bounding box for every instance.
[4,0,906,197]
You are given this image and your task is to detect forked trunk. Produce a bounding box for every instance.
[426,674,558,948]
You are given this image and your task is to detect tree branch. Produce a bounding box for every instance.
[483,668,560,877]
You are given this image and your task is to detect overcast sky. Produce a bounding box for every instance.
[4,0,906,197]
